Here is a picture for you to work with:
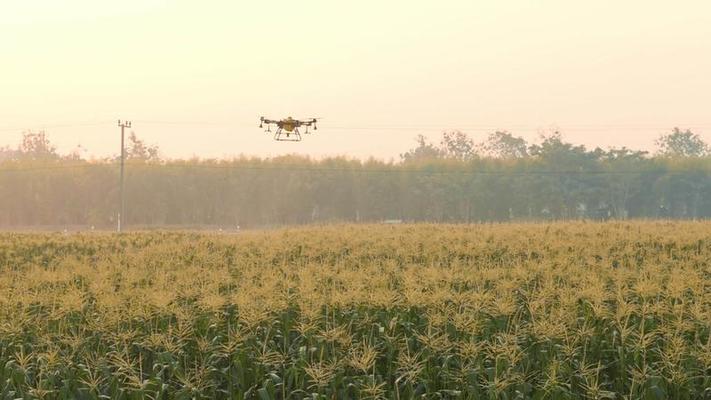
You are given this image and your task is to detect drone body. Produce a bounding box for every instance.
[260,116,318,141]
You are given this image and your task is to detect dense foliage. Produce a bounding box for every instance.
[0,222,710,399]
[0,130,710,228]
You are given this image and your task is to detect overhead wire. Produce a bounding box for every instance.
[0,121,113,133]
[0,161,708,176]
[3,119,711,133]
[132,120,234,126]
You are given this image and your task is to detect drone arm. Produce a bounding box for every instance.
[298,119,318,126]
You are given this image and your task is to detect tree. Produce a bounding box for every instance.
[528,132,602,218]
[3,129,711,227]
[0,146,18,161]
[400,135,443,162]
[655,127,708,157]
[440,131,477,161]
[600,147,650,219]
[481,131,528,158]
[126,132,160,161]
[528,132,596,163]
[18,131,58,160]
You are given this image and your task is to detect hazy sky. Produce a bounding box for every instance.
[1,0,710,160]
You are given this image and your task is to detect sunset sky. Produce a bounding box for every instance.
[1,0,710,159]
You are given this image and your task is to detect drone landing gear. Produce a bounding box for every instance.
[274,128,302,142]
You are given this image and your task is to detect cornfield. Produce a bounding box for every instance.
[0,222,709,399]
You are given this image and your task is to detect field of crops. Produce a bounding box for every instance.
[0,222,710,399]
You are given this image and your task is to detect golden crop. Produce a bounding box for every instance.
[0,222,709,399]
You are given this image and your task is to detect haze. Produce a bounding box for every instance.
[1,0,710,159]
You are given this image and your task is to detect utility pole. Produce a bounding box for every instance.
[118,120,131,232]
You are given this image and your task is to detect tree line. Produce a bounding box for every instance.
[0,128,709,228]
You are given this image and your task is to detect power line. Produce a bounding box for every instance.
[135,163,711,176]
[0,161,708,176]
[3,119,711,133]
[323,125,711,132]
[0,121,112,133]
[127,122,711,133]
[0,163,116,172]
[132,120,232,126]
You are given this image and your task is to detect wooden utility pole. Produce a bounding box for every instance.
[118,120,131,232]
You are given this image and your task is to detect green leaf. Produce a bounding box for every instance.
[258,387,272,400]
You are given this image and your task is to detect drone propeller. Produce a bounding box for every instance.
[297,117,320,134]
[308,117,321,129]
[259,116,271,128]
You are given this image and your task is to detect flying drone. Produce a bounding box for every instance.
[259,116,318,141]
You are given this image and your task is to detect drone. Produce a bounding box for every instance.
[259,116,318,141]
